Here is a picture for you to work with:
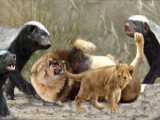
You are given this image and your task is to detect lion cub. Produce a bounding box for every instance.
[65,64,133,112]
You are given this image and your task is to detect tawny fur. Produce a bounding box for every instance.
[69,33,144,103]
[121,32,144,102]
[31,33,144,103]
[65,64,133,112]
[31,52,68,102]
[72,38,96,54]
[88,55,116,69]
[86,33,144,102]
[73,38,116,68]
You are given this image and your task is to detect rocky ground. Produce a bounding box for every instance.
[1,84,160,120]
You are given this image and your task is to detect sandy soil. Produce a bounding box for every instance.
[2,84,160,120]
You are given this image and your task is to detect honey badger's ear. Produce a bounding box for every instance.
[128,65,134,75]
[144,22,150,33]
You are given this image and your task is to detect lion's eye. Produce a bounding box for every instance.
[118,75,121,78]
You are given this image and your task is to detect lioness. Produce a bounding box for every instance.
[31,32,144,103]
[65,64,133,112]
[56,33,144,103]
[31,52,69,102]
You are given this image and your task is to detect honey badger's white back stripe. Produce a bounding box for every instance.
[24,21,50,35]
[128,15,160,45]
[0,50,8,55]
[129,15,149,23]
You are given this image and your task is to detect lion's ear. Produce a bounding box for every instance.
[128,65,134,75]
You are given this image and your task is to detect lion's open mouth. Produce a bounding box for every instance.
[6,63,16,71]
[49,60,63,75]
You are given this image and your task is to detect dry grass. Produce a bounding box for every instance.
[1,0,160,80]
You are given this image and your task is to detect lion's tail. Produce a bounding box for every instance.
[65,71,83,81]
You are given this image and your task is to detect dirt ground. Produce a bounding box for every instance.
[2,84,160,120]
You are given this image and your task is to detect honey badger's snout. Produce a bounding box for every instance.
[6,53,16,71]
[39,36,51,49]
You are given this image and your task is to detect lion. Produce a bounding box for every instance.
[72,38,97,54]
[65,64,134,112]
[121,32,144,102]
[31,32,144,103]
[31,52,69,102]
[66,33,144,103]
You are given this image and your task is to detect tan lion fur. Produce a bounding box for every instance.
[31,52,68,102]
[121,32,144,102]
[30,32,144,103]
[72,38,96,54]
[65,64,133,112]
[73,38,116,68]
[69,32,144,103]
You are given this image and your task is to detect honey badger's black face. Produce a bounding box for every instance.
[21,24,51,50]
[124,20,150,37]
[0,50,16,73]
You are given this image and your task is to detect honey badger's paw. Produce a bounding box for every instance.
[0,99,9,117]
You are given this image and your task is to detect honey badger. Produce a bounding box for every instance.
[124,15,160,91]
[0,50,16,117]
[0,21,51,100]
